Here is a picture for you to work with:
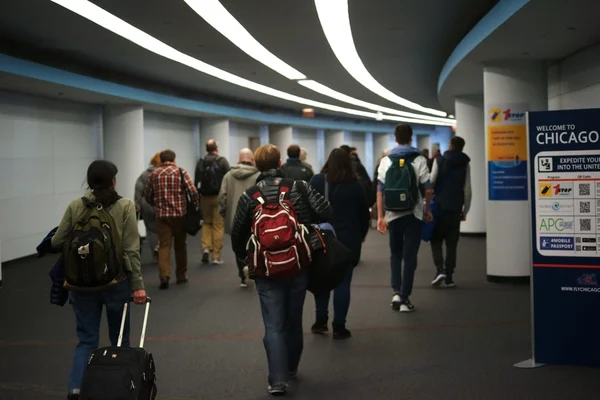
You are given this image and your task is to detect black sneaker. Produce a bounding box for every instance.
[268,383,288,396]
[399,299,415,313]
[332,323,352,340]
[176,277,188,285]
[445,275,456,288]
[159,278,170,290]
[311,316,328,334]
[201,250,210,264]
[431,270,446,287]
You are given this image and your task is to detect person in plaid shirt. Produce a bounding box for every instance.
[144,149,199,289]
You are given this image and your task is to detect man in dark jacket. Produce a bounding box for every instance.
[281,144,314,182]
[195,139,230,264]
[231,144,331,396]
[430,136,472,288]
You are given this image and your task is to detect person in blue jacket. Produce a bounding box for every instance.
[309,148,370,339]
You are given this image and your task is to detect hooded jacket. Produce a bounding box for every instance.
[432,150,472,214]
[134,166,157,221]
[219,162,261,234]
[281,158,314,182]
[231,169,332,263]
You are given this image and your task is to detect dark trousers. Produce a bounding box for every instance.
[430,210,462,274]
[388,214,422,300]
[315,264,355,325]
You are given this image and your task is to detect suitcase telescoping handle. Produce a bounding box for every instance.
[117,297,152,348]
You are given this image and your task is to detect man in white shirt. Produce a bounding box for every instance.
[429,136,472,288]
[377,124,433,313]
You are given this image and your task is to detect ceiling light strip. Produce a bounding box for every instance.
[314,0,447,117]
[48,0,453,126]
[183,0,454,123]
[182,0,305,80]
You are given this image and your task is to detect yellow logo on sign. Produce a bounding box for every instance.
[489,108,502,123]
[539,184,552,197]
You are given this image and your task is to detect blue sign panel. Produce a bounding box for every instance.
[528,109,600,367]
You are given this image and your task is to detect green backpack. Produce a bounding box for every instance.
[383,153,420,212]
[63,197,124,292]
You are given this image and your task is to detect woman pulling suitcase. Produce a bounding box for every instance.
[51,160,147,400]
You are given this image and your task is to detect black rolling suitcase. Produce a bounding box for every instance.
[80,297,157,400]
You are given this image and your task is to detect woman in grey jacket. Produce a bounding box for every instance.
[134,152,161,259]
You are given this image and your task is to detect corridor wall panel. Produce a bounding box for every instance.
[293,128,319,170]
[0,92,102,262]
[144,111,198,175]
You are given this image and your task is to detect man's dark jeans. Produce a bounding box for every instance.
[430,210,462,274]
[388,214,422,300]
[315,264,355,325]
[255,271,309,385]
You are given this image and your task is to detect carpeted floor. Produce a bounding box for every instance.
[0,231,597,400]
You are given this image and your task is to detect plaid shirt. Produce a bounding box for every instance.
[144,162,199,218]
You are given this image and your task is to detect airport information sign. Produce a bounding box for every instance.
[528,109,600,366]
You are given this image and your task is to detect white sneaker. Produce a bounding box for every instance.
[212,258,224,265]
[240,281,248,288]
[391,294,401,311]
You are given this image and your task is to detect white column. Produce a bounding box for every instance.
[483,62,548,280]
[103,105,145,201]
[325,130,348,155]
[365,132,374,178]
[199,118,231,161]
[316,129,325,168]
[455,96,486,234]
[269,125,294,160]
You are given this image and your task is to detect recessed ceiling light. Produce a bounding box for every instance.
[184,0,454,123]
[314,0,447,117]
[49,0,454,126]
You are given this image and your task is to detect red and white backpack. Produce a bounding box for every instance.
[246,178,311,278]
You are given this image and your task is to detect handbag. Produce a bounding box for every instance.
[307,178,354,295]
[179,168,202,236]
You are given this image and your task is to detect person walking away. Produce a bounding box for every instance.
[281,144,314,182]
[299,147,313,170]
[145,149,199,289]
[422,148,433,172]
[377,124,433,313]
[430,136,471,288]
[309,148,370,339]
[195,139,230,264]
[340,145,373,197]
[134,152,162,260]
[231,144,332,396]
[51,160,147,400]
[219,148,260,288]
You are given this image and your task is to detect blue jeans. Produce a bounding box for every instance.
[315,264,355,325]
[388,214,422,300]
[68,279,131,391]
[255,271,309,385]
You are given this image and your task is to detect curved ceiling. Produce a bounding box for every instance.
[0,0,497,123]
[438,0,600,112]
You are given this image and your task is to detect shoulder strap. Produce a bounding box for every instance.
[247,185,265,204]
[278,178,294,201]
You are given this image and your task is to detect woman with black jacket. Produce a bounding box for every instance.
[231,144,332,396]
[309,149,370,339]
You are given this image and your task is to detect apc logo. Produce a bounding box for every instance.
[539,218,573,232]
[490,108,525,123]
[539,183,572,197]
[577,273,598,286]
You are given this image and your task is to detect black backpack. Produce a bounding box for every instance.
[63,197,123,292]
[199,157,223,195]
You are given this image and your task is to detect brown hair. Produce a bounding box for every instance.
[321,148,357,182]
[394,124,413,145]
[254,144,281,171]
[149,152,162,167]
[450,136,466,152]
[287,144,301,158]
[160,149,176,163]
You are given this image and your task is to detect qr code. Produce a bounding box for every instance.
[576,245,582,251]
[580,218,591,231]
[579,183,591,196]
[580,201,591,213]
